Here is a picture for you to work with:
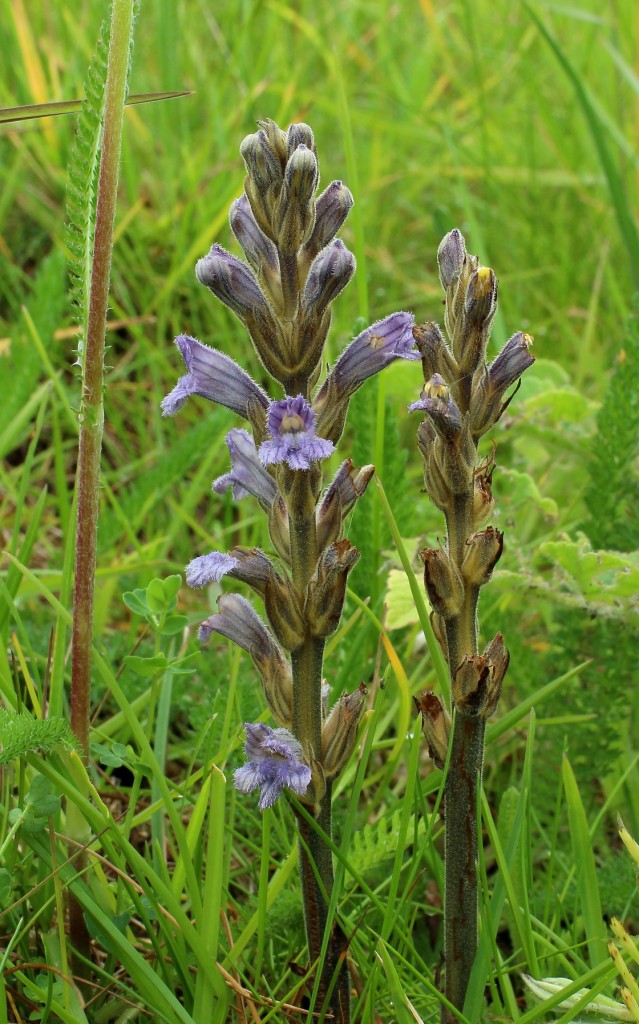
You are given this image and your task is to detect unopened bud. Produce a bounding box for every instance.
[322,683,367,778]
[302,239,356,320]
[256,119,289,170]
[302,180,354,266]
[316,459,375,551]
[437,229,466,290]
[420,546,465,620]
[471,331,534,437]
[229,193,278,273]
[457,266,498,375]
[196,244,269,322]
[414,691,451,768]
[306,539,360,637]
[275,144,319,250]
[412,321,458,383]
[461,526,503,587]
[240,127,285,188]
[287,122,316,157]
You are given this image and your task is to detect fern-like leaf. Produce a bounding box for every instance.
[583,305,639,551]
[0,709,80,764]
[348,810,425,877]
[64,18,110,362]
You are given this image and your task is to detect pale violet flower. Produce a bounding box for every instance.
[161,335,269,418]
[234,722,311,810]
[259,395,334,471]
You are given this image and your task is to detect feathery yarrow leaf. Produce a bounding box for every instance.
[64,17,110,363]
[0,709,80,764]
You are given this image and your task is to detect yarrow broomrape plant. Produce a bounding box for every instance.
[412,230,534,1020]
[162,119,419,1020]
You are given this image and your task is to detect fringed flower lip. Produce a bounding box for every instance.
[234,722,311,810]
[161,335,269,418]
[259,395,334,471]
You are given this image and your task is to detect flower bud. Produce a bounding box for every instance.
[240,127,285,241]
[316,459,375,552]
[461,526,503,587]
[240,127,285,189]
[229,193,278,274]
[195,244,270,323]
[470,331,534,437]
[302,239,356,320]
[437,229,466,290]
[457,266,498,376]
[301,180,354,265]
[420,546,465,621]
[275,144,319,250]
[287,122,316,157]
[306,539,360,637]
[414,691,451,768]
[322,683,367,778]
[412,321,458,383]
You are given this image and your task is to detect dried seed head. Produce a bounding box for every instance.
[420,546,465,620]
[461,526,504,587]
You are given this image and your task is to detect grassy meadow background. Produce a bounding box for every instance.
[1,0,639,1021]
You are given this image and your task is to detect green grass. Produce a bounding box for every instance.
[1,0,639,1021]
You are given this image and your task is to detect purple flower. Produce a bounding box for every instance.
[186,547,274,599]
[186,551,238,587]
[323,311,419,399]
[234,722,311,810]
[199,593,279,661]
[259,395,334,471]
[409,374,462,441]
[213,429,278,508]
[161,336,269,418]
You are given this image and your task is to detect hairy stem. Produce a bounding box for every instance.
[287,473,350,1021]
[442,711,485,1022]
[69,0,135,975]
[443,485,483,1019]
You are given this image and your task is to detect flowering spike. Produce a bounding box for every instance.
[234,722,311,810]
[259,395,334,471]
[161,335,269,418]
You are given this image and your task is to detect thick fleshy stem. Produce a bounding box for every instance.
[443,494,482,1023]
[287,472,351,1021]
